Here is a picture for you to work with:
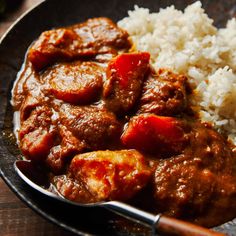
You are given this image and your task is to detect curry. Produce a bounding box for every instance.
[12,17,236,228]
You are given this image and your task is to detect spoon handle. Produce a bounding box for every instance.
[104,201,157,226]
[156,215,225,236]
[104,201,225,236]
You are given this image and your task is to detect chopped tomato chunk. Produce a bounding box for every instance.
[107,52,150,88]
[103,52,150,115]
[121,114,186,156]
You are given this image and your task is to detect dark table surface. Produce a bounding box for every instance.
[0,1,75,235]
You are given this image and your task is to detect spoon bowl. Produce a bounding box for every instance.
[14,159,225,236]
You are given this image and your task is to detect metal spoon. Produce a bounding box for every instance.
[14,160,225,236]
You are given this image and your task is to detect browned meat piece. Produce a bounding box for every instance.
[152,122,236,227]
[121,114,187,157]
[20,129,55,162]
[138,68,189,116]
[42,61,104,104]
[59,104,122,150]
[20,73,47,120]
[46,126,86,174]
[53,175,95,203]
[19,106,52,140]
[19,106,56,161]
[103,52,150,115]
[72,17,131,51]
[12,62,46,118]
[28,28,77,71]
[28,17,131,71]
[20,94,42,121]
[54,150,151,202]
[12,63,38,110]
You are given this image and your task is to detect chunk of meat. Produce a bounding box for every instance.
[59,150,151,202]
[43,61,104,104]
[14,62,46,120]
[28,29,77,71]
[103,52,150,115]
[21,128,55,161]
[121,114,187,156]
[28,17,131,71]
[53,175,95,203]
[153,122,236,227]
[46,126,86,174]
[138,69,189,116]
[59,104,122,150]
[19,106,56,161]
[72,17,131,51]
[19,106,53,140]
[20,74,48,120]
[12,62,38,110]
[20,94,42,121]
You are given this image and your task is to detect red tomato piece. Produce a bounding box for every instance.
[121,114,186,156]
[103,52,150,115]
[108,52,150,88]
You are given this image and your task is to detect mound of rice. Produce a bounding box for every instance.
[118,1,236,143]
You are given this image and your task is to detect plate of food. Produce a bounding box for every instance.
[1,0,236,235]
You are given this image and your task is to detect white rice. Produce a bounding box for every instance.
[118,1,236,144]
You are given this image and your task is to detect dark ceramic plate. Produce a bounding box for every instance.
[1,0,236,235]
